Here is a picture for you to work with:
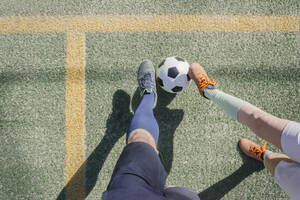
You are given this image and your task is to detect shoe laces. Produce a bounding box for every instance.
[140,73,154,94]
[250,142,267,160]
[196,74,216,90]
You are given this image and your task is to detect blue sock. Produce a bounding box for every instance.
[127,93,159,144]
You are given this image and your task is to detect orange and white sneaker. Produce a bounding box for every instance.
[188,63,216,98]
[238,138,268,162]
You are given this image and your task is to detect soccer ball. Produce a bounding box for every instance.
[157,56,191,93]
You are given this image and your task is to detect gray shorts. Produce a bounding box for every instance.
[275,121,300,199]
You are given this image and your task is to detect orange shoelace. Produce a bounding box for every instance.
[196,74,216,90]
[250,142,267,160]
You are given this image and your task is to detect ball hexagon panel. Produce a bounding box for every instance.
[158,66,174,93]
[158,61,169,77]
[176,61,189,75]
[167,66,179,79]
[164,57,179,68]
[171,86,183,92]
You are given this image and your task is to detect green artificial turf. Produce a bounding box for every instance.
[0,0,300,199]
[84,32,299,199]
[0,0,299,16]
[1,31,299,200]
[0,33,66,199]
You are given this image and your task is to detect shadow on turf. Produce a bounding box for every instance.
[57,87,183,199]
[57,90,132,199]
[131,86,184,174]
[198,144,264,200]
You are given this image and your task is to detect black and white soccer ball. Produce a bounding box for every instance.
[157,56,191,93]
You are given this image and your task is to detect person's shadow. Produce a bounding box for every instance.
[56,90,133,199]
[198,144,265,200]
[131,86,184,174]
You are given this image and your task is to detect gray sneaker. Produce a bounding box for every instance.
[137,60,157,108]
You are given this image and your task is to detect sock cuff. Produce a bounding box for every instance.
[204,88,247,121]
[203,87,215,98]
[263,150,273,160]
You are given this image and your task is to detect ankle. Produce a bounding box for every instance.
[262,150,273,160]
[195,74,216,97]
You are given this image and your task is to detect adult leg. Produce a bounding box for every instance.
[127,128,157,152]
[239,138,300,199]
[189,63,300,199]
[102,61,167,200]
[238,104,289,150]
[126,60,159,146]
[127,92,159,148]
[188,62,290,150]
[264,153,293,177]
[266,154,300,199]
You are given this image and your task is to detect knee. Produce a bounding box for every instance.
[128,129,157,152]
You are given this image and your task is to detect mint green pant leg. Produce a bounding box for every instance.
[204,88,247,121]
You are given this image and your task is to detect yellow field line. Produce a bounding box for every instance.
[65,31,86,200]
[1,14,298,200]
[0,15,299,33]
